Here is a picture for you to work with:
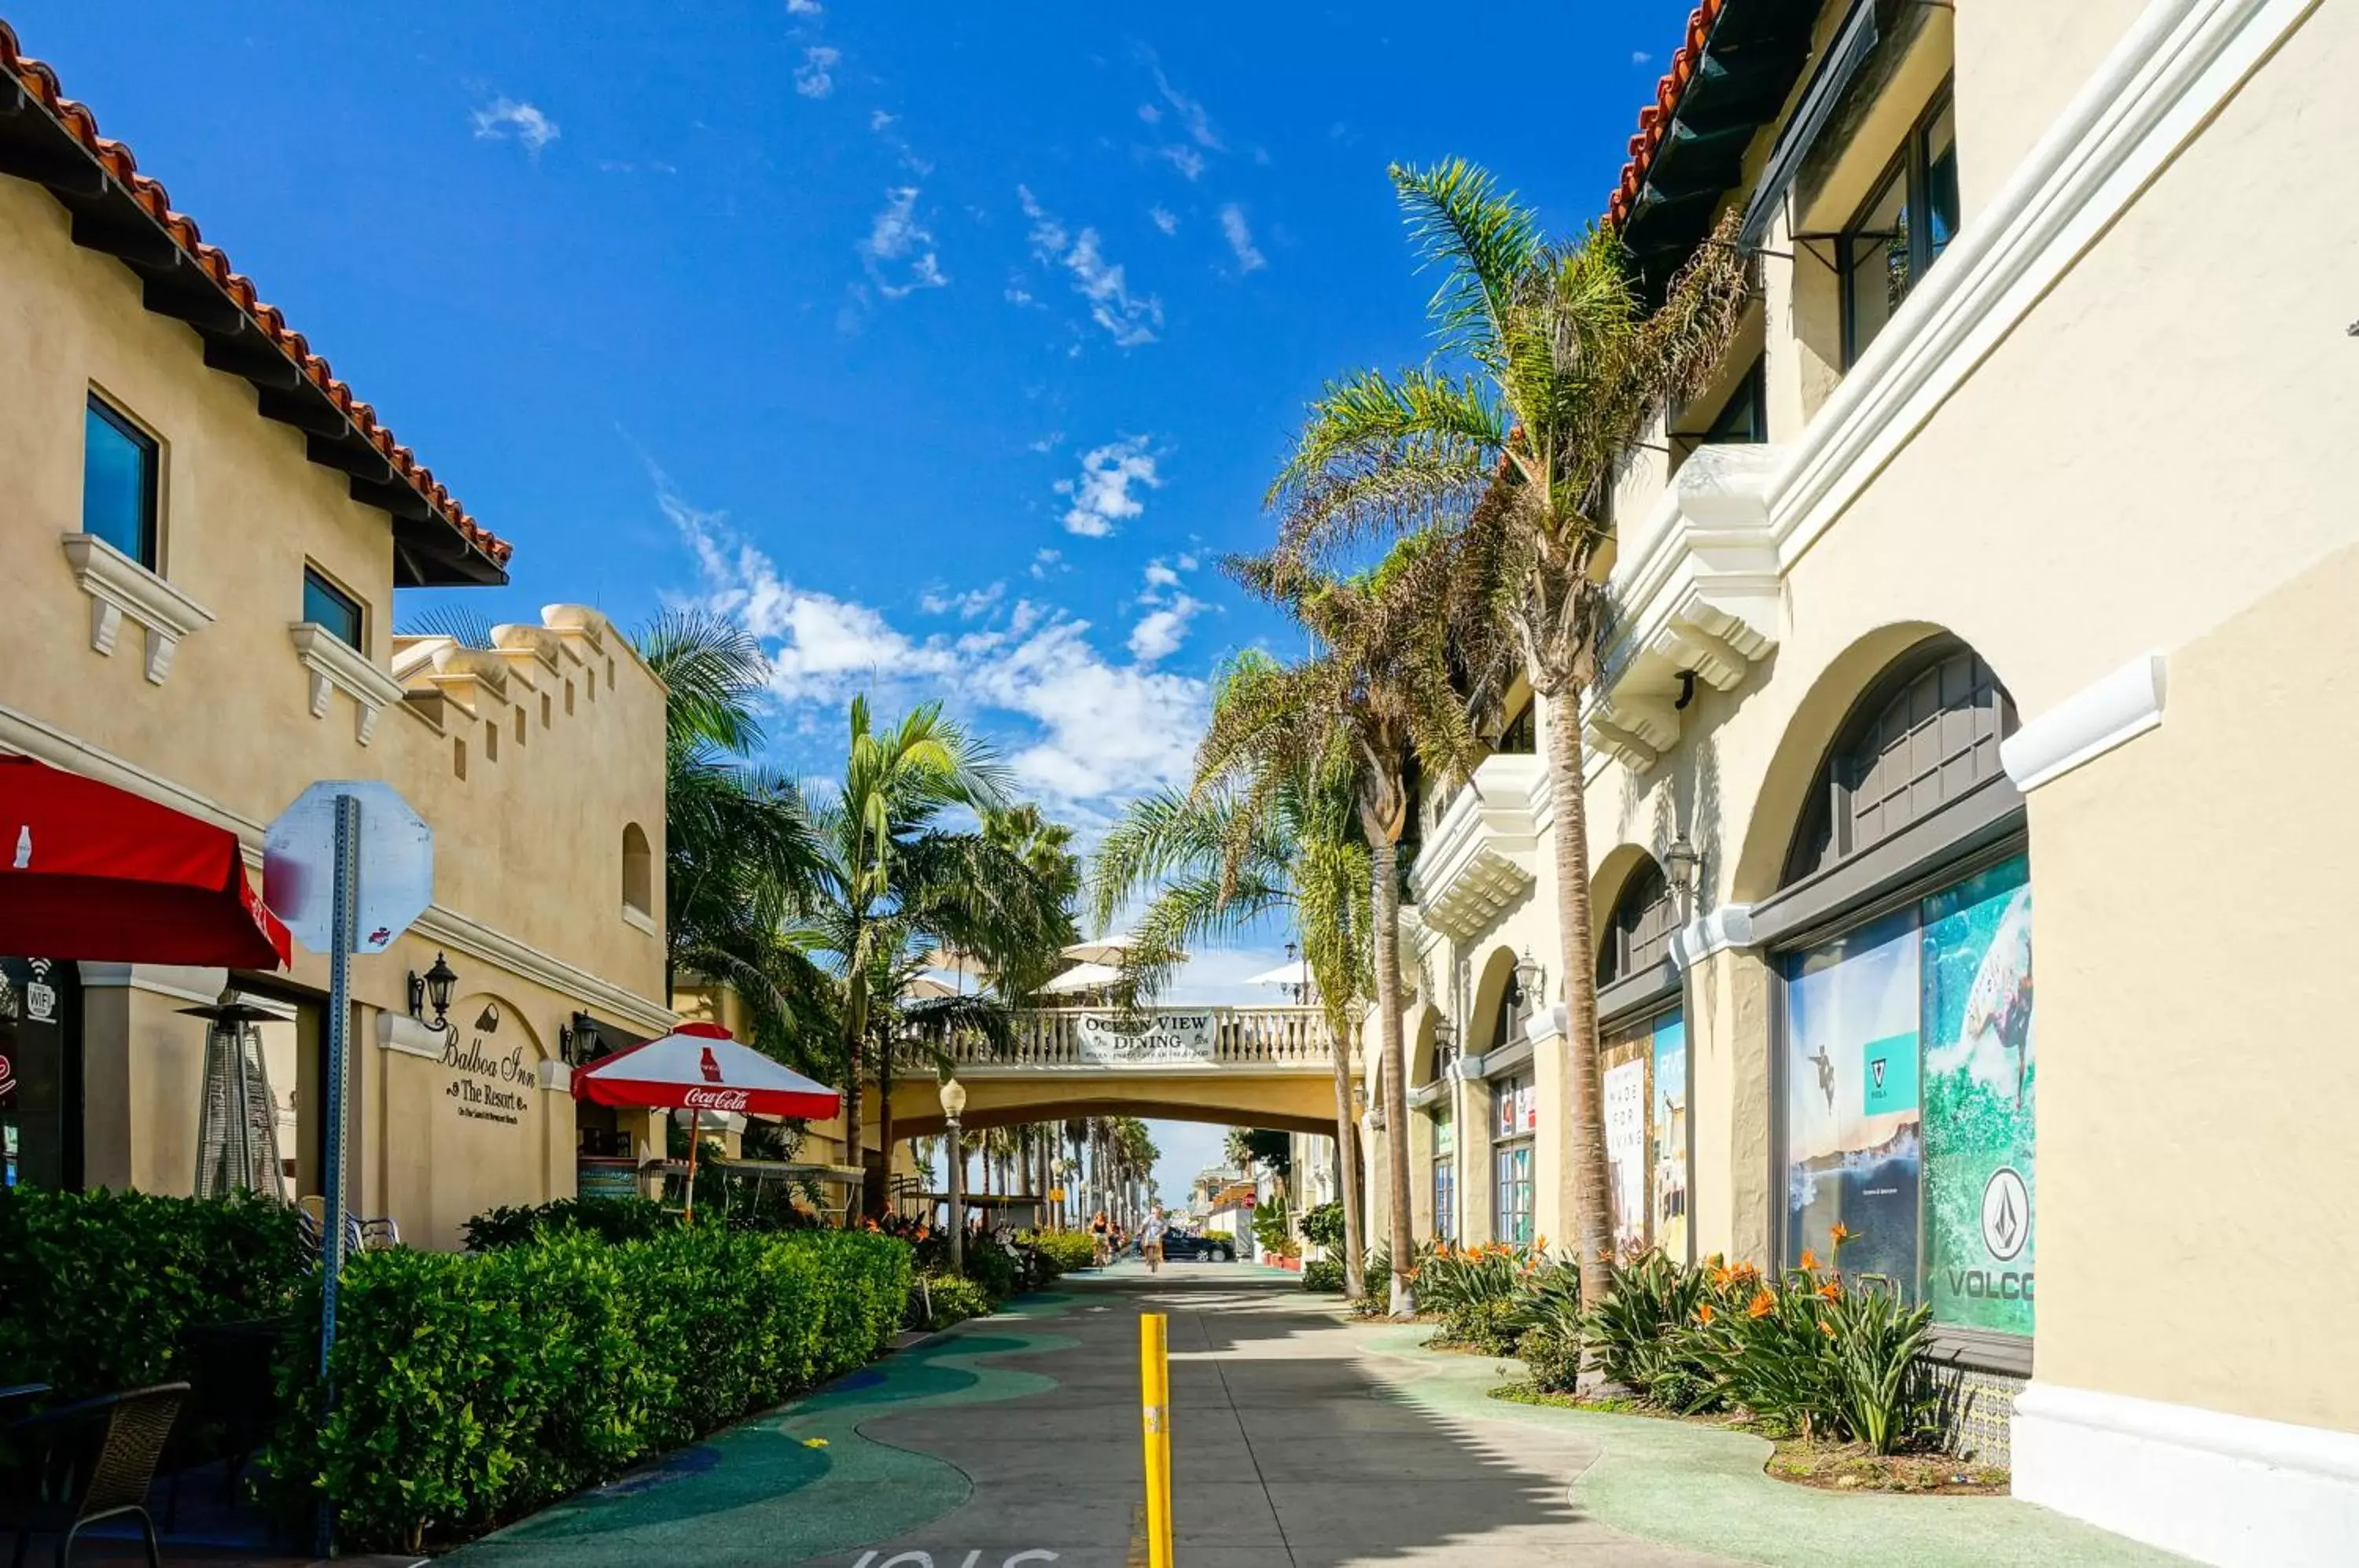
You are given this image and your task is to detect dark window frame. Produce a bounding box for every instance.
[1782,635,2017,890]
[1597,859,1680,988]
[300,566,366,651]
[83,392,161,570]
[1699,353,1769,446]
[1839,85,1959,367]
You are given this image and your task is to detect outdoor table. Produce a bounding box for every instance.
[0,1385,48,1423]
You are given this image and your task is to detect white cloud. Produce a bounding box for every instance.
[795,46,841,98]
[1019,187,1165,348]
[1219,203,1266,272]
[1159,145,1206,182]
[1151,66,1224,150]
[919,582,1007,618]
[788,0,823,13]
[1030,548,1065,580]
[1056,436,1161,538]
[966,620,1207,809]
[1148,204,1179,236]
[1143,560,1181,591]
[1128,594,1205,663]
[1028,431,1065,453]
[471,98,560,153]
[858,186,948,298]
[1137,103,1163,126]
[661,474,1209,823]
[1633,50,1654,65]
[870,109,896,131]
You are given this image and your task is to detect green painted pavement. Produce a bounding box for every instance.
[1360,1327,2195,1568]
[444,1294,1080,1568]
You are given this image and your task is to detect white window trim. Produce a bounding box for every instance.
[60,532,213,684]
[289,621,407,746]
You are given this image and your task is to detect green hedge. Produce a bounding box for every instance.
[0,1187,305,1400]
[266,1224,911,1551]
[1018,1228,1097,1276]
[461,1195,677,1251]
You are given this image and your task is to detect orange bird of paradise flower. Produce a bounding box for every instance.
[1799,1248,1820,1272]
[1746,1289,1776,1319]
[1817,1278,1843,1300]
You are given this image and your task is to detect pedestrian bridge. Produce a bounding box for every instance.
[879,1004,1358,1136]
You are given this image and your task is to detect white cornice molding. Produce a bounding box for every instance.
[1767,0,2317,566]
[289,622,407,745]
[2013,1379,2359,1566]
[59,533,215,685]
[2000,653,2168,793]
[0,698,676,1037]
[377,1012,449,1060]
[76,963,230,1007]
[1672,904,1757,970]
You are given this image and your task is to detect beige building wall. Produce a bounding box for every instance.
[1397,0,2357,1555]
[0,154,673,1247]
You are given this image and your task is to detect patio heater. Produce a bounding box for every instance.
[181,987,287,1200]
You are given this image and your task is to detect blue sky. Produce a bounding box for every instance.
[14,1,1691,1195]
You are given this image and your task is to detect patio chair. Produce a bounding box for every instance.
[3,1382,186,1568]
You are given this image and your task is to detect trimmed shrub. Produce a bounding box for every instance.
[265,1224,911,1551]
[0,1187,305,1401]
[1301,1258,1345,1293]
[1020,1228,1098,1276]
[910,1272,992,1329]
[462,1196,676,1251]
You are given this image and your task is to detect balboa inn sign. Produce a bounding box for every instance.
[1073,1010,1217,1065]
[443,1001,534,1126]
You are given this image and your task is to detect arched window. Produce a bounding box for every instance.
[1783,637,2016,887]
[1597,859,1679,988]
[621,823,653,919]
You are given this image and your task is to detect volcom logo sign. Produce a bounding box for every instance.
[1981,1166,2029,1262]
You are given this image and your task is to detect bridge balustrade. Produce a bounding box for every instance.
[892,1004,1354,1074]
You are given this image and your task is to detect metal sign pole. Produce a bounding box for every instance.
[315,790,359,1559]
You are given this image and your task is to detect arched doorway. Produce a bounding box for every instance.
[1750,633,2035,1375]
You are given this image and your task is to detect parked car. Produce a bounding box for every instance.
[1158,1228,1236,1263]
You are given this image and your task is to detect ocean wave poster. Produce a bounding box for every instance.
[1784,909,1921,1291]
[1922,856,2036,1335]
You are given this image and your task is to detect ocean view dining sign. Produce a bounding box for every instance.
[1073,1011,1217,1064]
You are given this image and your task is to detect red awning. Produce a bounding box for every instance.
[0,755,292,969]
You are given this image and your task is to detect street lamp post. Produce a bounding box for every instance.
[940,1077,968,1275]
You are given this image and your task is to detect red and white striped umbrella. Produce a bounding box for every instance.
[572,1021,840,1121]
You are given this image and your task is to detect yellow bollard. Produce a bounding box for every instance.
[1139,1312,1174,1567]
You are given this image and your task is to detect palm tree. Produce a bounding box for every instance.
[639,609,831,1066]
[1202,533,1498,1312]
[1269,161,1746,1301]
[1091,728,1375,1294]
[796,698,1073,1208]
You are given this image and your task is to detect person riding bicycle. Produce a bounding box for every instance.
[1089,1209,1111,1268]
[1140,1204,1169,1274]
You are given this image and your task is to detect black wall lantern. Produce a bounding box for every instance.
[559,1011,602,1066]
[408,952,458,1030]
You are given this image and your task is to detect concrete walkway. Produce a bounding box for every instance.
[442,1263,2189,1568]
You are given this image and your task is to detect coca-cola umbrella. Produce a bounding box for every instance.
[571,1021,840,1217]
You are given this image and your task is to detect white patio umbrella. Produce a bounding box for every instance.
[572,1021,841,1218]
[1060,933,1189,967]
[1040,961,1124,996]
[901,974,959,1000]
[1242,958,1314,988]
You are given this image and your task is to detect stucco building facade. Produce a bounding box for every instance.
[0,28,675,1248]
[1366,1,2359,1561]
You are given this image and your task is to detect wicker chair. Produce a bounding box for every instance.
[4,1383,186,1568]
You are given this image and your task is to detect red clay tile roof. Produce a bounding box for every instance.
[0,20,512,570]
[1606,0,1729,229]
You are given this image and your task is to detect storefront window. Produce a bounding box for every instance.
[1,958,80,1190]
[1600,1007,1691,1260]
[1780,853,2034,1335]
[1433,1158,1456,1242]
[1492,1073,1535,1245]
